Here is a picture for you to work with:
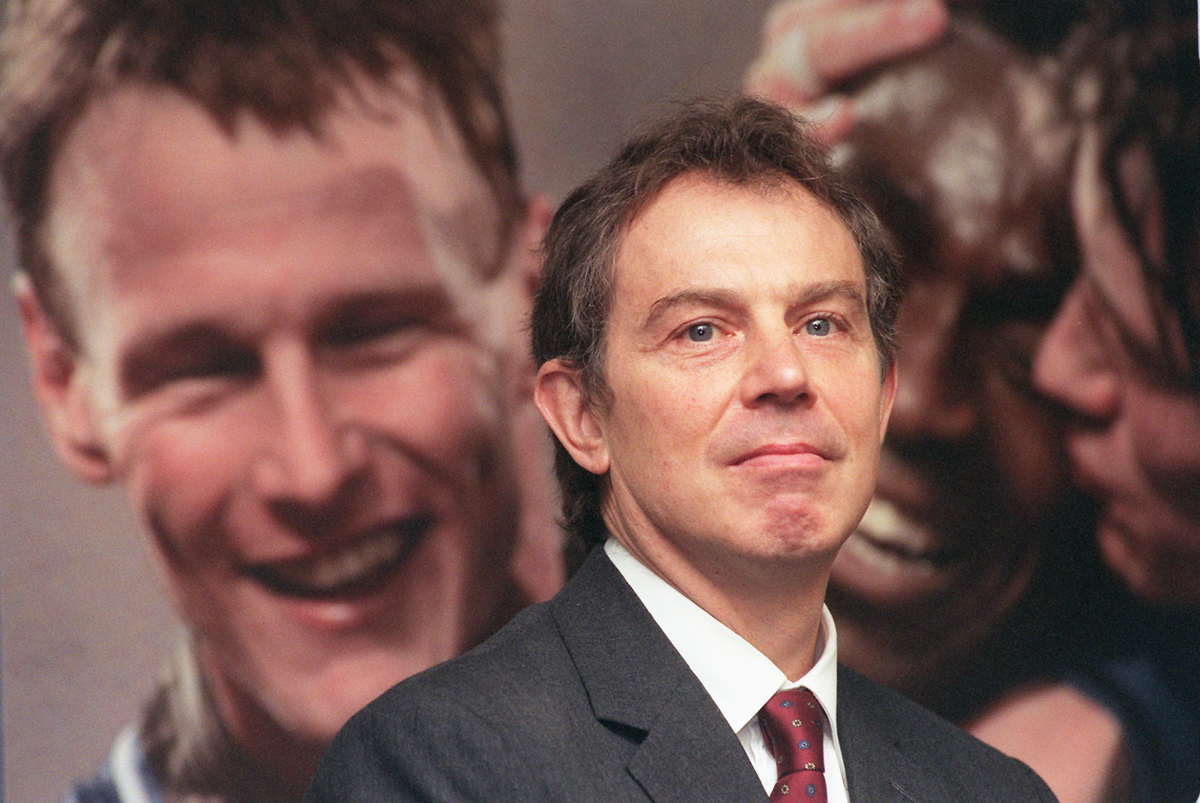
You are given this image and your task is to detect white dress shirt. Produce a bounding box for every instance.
[606,539,850,803]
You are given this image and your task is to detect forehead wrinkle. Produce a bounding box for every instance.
[94,163,429,275]
[311,164,422,214]
[643,289,743,330]
[317,165,502,285]
[641,279,866,333]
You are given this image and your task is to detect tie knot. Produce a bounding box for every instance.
[758,689,825,776]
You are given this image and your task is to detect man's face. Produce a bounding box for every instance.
[1034,127,1200,606]
[28,75,538,756]
[828,212,1076,696]
[586,175,894,607]
[824,64,1086,700]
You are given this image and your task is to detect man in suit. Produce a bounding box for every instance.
[307,97,1057,802]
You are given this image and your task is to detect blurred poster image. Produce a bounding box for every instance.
[2,2,1197,803]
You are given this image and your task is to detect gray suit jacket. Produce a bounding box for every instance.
[308,549,1057,802]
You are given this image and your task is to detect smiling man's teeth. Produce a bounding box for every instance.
[293,533,405,591]
[845,497,951,569]
[246,521,428,599]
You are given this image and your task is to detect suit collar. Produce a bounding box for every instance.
[549,548,768,802]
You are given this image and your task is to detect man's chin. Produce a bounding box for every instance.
[259,649,456,742]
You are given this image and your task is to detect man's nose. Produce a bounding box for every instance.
[1032,279,1120,423]
[884,282,976,442]
[251,347,368,507]
[885,326,976,443]
[739,326,815,407]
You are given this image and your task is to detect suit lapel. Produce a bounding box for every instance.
[837,667,953,803]
[550,549,768,803]
[626,678,768,803]
[840,730,952,802]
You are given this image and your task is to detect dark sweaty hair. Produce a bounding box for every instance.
[1087,4,1199,388]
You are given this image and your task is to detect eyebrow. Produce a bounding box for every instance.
[792,280,867,311]
[643,289,740,331]
[642,279,866,331]
[312,287,459,342]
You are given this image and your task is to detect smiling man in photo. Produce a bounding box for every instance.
[2,1,560,800]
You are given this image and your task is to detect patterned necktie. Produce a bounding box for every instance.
[758,688,827,802]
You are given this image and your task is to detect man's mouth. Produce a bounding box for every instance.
[831,496,966,605]
[242,515,433,600]
[846,498,958,569]
[1063,433,1115,500]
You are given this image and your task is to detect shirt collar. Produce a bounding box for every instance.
[604,539,841,741]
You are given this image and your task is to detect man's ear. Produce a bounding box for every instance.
[879,358,898,441]
[502,194,554,408]
[533,359,609,476]
[502,197,568,603]
[512,194,553,304]
[14,274,114,484]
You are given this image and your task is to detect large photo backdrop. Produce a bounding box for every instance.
[2,4,773,801]
[3,2,1197,802]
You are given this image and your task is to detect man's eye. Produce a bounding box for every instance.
[323,317,434,368]
[122,351,258,399]
[805,318,833,337]
[329,317,410,346]
[686,323,715,342]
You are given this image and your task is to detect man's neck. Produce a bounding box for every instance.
[138,638,318,802]
[612,535,831,680]
[200,650,325,800]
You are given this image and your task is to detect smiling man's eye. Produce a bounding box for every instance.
[120,328,260,400]
[686,323,715,342]
[330,317,415,347]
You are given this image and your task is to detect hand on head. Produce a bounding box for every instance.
[745,0,950,142]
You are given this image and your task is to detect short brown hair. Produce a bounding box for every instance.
[531,96,901,549]
[0,0,521,343]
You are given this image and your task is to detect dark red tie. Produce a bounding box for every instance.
[758,688,827,802]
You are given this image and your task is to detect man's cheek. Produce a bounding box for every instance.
[362,344,508,472]
[122,422,245,563]
[1132,395,1200,521]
